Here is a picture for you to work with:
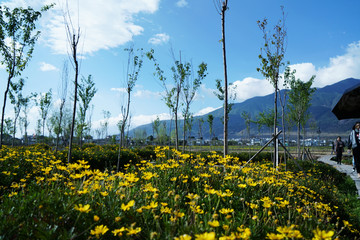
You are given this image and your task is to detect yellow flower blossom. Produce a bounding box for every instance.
[312,228,334,240]
[175,234,192,240]
[74,204,91,213]
[121,200,135,211]
[90,225,109,238]
[208,220,220,227]
[126,227,141,235]
[112,227,126,236]
[195,232,216,240]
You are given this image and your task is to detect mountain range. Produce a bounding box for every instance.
[131,78,360,140]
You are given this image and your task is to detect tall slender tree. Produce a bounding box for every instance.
[147,49,192,150]
[19,95,31,145]
[78,74,97,147]
[287,75,316,158]
[55,60,69,151]
[35,89,52,139]
[0,5,51,148]
[207,114,214,151]
[152,116,161,142]
[257,6,287,167]
[214,0,229,157]
[63,1,81,163]
[117,47,143,171]
[182,62,207,151]
[8,78,24,146]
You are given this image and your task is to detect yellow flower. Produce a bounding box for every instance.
[115,216,121,222]
[121,200,135,211]
[100,191,108,197]
[74,204,91,213]
[175,234,192,240]
[279,200,290,208]
[90,225,109,238]
[208,220,220,228]
[112,227,126,236]
[312,228,334,240]
[195,232,216,240]
[126,227,141,235]
[266,233,284,239]
[93,215,100,221]
[249,203,258,209]
[186,193,200,200]
[219,208,234,215]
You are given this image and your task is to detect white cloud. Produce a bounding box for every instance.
[289,41,360,88]
[148,33,170,45]
[231,77,273,102]
[176,0,188,7]
[2,0,161,54]
[231,41,360,102]
[134,89,162,98]
[194,107,219,116]
[131,113,171,128]
[111,87,127,93]
[39,62,58,71]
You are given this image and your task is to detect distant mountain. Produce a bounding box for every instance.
[131,78,360,139]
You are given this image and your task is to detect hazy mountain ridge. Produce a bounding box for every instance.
[131,78,360,139]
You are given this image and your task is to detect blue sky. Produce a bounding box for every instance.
[1,0,360,137]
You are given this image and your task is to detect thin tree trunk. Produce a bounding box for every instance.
[221,2,228,157]
[0,75,13,149]
[68,34,79,163]
[175,108,179,151]
[297,121,301,159]
[273,82,278,168]
[55,101,64,152]
[117,91,131,171]
[12,113,20,146]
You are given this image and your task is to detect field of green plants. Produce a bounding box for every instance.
[1,144,360,239]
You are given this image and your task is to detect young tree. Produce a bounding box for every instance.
[214,0,230,157]
[55,60,69,151]
[117,47,143,171]
[257,6,287,167]
[182,62,207,151]
[287,75,316,158]
[19,95,31,145]
[207,114,214,151]
[64,2,81,163]
[119,47,143,147]
[198,117,204,142]
[8,78,25,146]
[241,111,252,156]
[279,65,293,157]
[152,116,161,142]
[4,118,14,143]
[214,79,236,144]
[256,108,276,137]
[0,5,51,148]
[147,49,192,150]
[158,122,168,146]
[78,74,97,147]
[101,110,111,139]
[35,89,53,139]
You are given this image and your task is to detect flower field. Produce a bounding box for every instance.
[1,144,360,239]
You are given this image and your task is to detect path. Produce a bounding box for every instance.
[317,155,360,197]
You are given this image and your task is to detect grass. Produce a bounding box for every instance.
[0,144,360,239]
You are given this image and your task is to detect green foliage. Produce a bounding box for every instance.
[56,144,142,171]
[0,4,51,147]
